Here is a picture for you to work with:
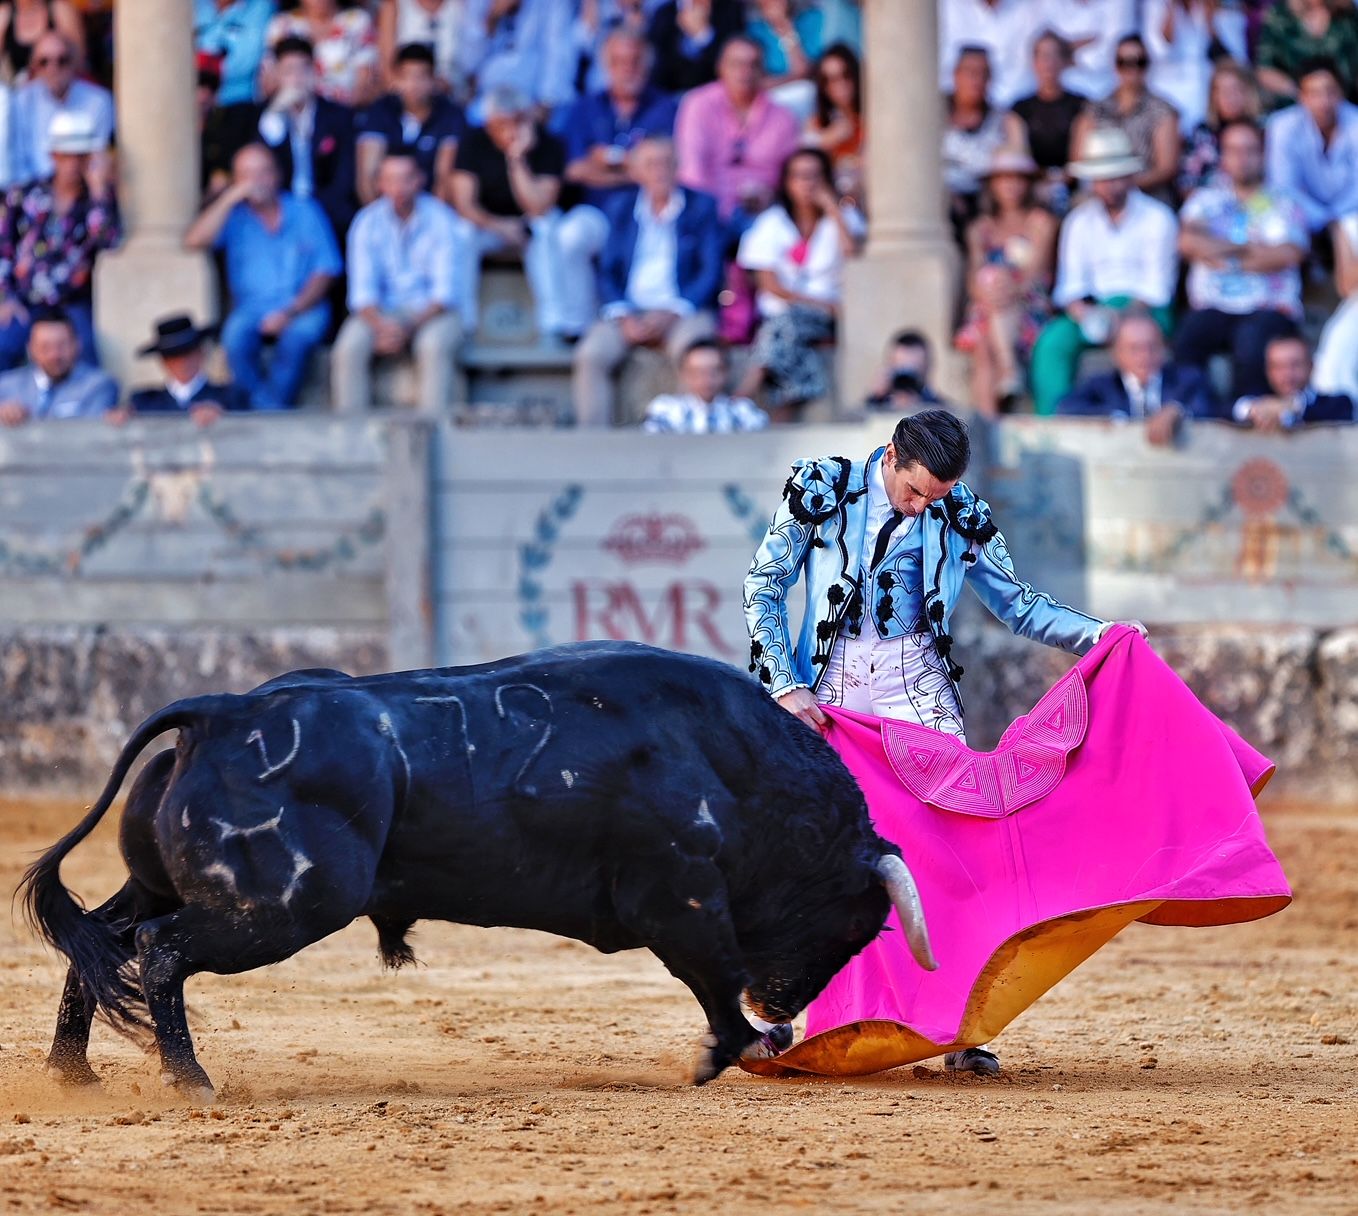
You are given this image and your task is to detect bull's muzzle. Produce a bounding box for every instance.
[876,854,938,971]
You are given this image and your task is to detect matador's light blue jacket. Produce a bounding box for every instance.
[742,448,1108,701]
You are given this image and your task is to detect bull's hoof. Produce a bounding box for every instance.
[46,1059,100,1088]
[766,1023,795,1053]
[692,1033,730,1086]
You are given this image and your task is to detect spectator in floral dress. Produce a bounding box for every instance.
[0,110,119,371]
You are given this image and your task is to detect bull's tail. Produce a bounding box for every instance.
[17,695,236,1035]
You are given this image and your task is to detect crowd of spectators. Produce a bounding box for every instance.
[0,0,1355,436]
[945,0,1358,431]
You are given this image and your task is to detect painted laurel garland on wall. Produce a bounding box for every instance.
[0,476,385,575]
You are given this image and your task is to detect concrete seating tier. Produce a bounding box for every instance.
[239,255,841,424]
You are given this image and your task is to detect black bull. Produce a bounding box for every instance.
[21,642,935,1096]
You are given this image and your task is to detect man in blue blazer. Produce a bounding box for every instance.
[0,310,117,425]
[744,409,1146,1077]
[1057,310,1221,445]
[1231,333,1356,429]
[571,135,724,427]
[258,36,358,242]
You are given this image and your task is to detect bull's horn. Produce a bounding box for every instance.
[876,854,938,972]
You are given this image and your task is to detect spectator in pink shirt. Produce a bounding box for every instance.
[674,33,800,226]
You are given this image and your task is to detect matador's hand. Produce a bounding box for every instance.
[1100,620,1149,640]
[777,687,828,731]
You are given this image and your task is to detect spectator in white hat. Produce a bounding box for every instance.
[1029,126,1178,415]
[0,108,119,371]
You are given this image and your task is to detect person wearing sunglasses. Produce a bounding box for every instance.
[10,30,112,184]
[1071,33,1180,205]
[1037,0,1135,103]
[0,0,84,80]
[803,42,861,200]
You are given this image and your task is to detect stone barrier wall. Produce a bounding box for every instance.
[954,621,1356,803]
[0,626,387,794]
[1,417,1354,801]
[1,621,1349,802]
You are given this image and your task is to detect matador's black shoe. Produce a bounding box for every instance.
[943,1047,1001,1076]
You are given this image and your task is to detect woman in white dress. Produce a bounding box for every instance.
[735,147,864,421]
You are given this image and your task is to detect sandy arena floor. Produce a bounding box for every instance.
[0,796,1354,1215]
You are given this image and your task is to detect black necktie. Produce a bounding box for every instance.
[870,509,904,569]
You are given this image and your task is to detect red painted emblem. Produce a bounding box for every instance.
[602,514,706,566]
[1231,459,1290,518]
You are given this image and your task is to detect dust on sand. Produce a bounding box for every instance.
[0,797,1354,1215]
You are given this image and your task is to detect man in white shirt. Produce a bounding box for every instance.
[12,32,114,183]
[332,152,465,416]
[1031,127,1179,414]
[1264,57,1358,235]
[937,0,1037,108]
[572,136,724,427]
[641,339,768,433]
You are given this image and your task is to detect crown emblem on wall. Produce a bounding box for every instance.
[602,514,707,566]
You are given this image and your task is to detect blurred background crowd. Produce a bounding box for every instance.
[0,0,1356,437]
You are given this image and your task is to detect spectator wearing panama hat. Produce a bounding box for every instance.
[118,314,250,428]
[1028,126,1179,415]
[0,107,118,374]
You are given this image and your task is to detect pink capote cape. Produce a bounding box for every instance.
[743,626,1292,1078]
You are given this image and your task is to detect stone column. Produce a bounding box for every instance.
[94,0,215,389]
[837,0,960,410]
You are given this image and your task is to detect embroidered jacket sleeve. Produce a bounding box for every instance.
[949,490,1107,656]
[743,456,847,698]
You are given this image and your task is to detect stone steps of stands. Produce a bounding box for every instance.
[227,258,841,424]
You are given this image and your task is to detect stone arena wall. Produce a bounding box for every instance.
[1,417,1354,800]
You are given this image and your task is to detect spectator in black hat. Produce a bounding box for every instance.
[119,315,251,427]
